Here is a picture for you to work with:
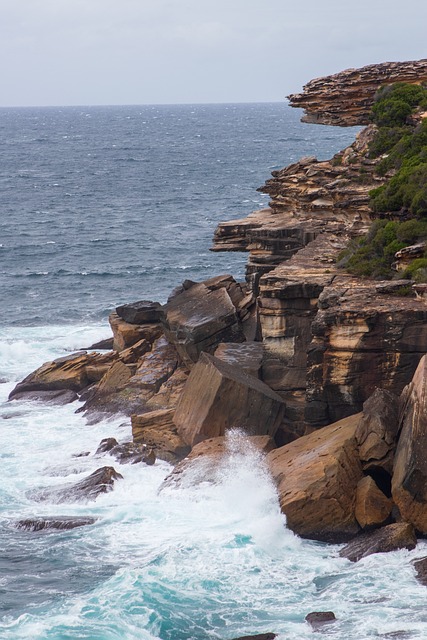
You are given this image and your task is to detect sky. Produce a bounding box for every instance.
[1,0,427,107]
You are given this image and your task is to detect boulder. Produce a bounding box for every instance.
[354,476,392,530]
[110,442,156,465]
[86,337,114,350]
[173,353,285,447]
[116,300,163,324]
[16,516,97,531]
[214,341,264,377]
[132,409,190,464]
[162,281,245,367]
[118,339,151,364]
[29,466,123,503]
[339,522,417,562]
[109,313,162,351]
[267,414,363,542]
[392,356,427,533]
[8,351,116,400]
[131,337,179,393]
[355,388,400,476]
[95,437,119,455]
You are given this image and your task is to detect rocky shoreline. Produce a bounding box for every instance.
[10,60,427,604]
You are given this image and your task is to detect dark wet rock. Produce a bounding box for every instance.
[72,451,90,458]
[339,522,417,562]
[230,634,277,640]
[9,389,78,405]
[95,437,119,455]
[116,300,163,324]
[413,557,427,587]
[29,466,123,503]
[110,442,156,465]
[86,337,114,350]
[16,516,97,531]
[305,611,336,629]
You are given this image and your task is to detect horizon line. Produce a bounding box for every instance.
[0,99,290,110]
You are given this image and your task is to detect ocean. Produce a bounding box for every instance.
[1,103,426,639]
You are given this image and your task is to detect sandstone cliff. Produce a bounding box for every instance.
[213,59,427,441]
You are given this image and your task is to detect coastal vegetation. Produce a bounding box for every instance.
[339,82,427,281]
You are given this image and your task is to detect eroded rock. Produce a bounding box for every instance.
[132,408,190,464]
[115,300,163,324]
[109,313,162,351]
[354,476,392,530]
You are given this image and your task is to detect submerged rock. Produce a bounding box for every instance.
[305,611,336,629]
[413,557,427,587]
[339,522,417,562]
[29,466,123,503]
[9,389,78,405]
[16,516,97,531]
[231,635,277,640]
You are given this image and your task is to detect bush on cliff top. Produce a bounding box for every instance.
[339,82,427,282]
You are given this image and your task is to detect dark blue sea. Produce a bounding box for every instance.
[2,104,425,639]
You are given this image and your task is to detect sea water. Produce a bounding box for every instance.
[1,103,427,639]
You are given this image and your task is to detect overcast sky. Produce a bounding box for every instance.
[1,0,426,107]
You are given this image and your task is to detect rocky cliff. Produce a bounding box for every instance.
[213,59,427,441]
[288,58,427,126]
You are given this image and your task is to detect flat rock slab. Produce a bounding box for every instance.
[163,282,244,367]
[267,413,363,542]
[339,522,417,562]
[8,352,116,400]
[116,300,163,324]
[173,352,285,447]
[16,516,97,531]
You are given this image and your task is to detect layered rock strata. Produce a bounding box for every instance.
[288,59,427,126]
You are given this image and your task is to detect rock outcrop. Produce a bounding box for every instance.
[132,408,191,464]
[29,466,123,503]
[288,59,427,126]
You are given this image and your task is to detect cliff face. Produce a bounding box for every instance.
[213,59,427,441]
[288,59,427,126]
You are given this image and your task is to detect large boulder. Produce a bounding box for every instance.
[162,279,245,367]
[9,351,117,400]
[267,414,363,542]
[173,353,285,447]
[339,522,417,562]
[392,356,427,533]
